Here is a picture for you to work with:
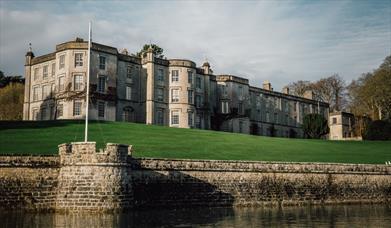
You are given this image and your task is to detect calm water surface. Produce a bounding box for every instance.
[1,204,390,227]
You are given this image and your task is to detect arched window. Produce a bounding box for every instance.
[123,106,135,122]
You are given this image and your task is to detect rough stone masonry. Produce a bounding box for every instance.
[0,142,390,212]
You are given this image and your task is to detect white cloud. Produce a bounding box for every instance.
[0,1,390,91]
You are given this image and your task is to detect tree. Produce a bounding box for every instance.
[0,83,24,120]
[311,74,346,111]
[287,80,312,97]
[347,55,391,120]
[0,70,24,88]
[363,120,391,140]
[136,44,164,58]
[302,113,329,139]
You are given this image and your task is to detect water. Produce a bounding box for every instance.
[1,204,390,227]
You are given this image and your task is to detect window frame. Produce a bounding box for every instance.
[98,75,106,93]
[171,70,179,82]
[126,86,132,100]
[171,110,179,125]
[98,101,105,118]
[73,100,82,116]
[171,89,179,102]
[59,54,65,69]
[75,53,83,67]
[74,75,84,91]
[99,56,106,70]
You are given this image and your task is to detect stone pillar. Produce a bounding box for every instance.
[23,50,34,120]
[56,142,133,212]
[144,47,155,124]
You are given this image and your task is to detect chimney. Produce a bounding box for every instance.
[263,80,272,91]
[303,90,314,100]
[282,86,290,95]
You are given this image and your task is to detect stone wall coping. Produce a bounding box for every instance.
[135,157,389,167]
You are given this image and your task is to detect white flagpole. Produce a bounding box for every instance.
[85,22,92,142]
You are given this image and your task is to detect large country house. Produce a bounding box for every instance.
[23,38,329,138]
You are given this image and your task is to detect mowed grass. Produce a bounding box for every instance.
[0,120,390,164]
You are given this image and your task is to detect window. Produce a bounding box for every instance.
[42,85,50,99]
[58,76,65,91]
[157,109,164,125]
[188,90,193,104]
[195,115,201,128]
[274,113,278,123]
[294,102,297,112]
[238,86,243,98]
[99,56,106,70]
[172,89,179,102]
[332,117,337,124]
[75,53,83,67]
[73,101,82,116]
[188,112,193,126]
[98,76,106,93]
[57,104,63,117]
[98,101,105,117]
[157,88,164,101]
[127,65,132,78]
[74,75,84,91]
[59,55,65,69]
[221,101,229,114]
[41,107,47,120]
[126,86,132,100]
[222,85,228,96]
[32,109,39,120]
[51,83,55,97]
[51,63,55,77]
[157,69,164,81]
[123,110,131,122]
[239,121,243,133]
[266,112,270,122]
[171,111,179,125]
[49,105,54,120]
[43,65,48,79]
[196,77,201,89]
[238,103,243,114]
[33,86,39,101]
[172,70,179,82]
[34,67,39,81]
[195,95,202,108]
[188,71,193,84]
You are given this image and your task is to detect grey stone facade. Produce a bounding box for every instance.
[23,38,329,138]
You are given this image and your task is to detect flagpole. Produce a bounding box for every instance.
[85,22,91,142]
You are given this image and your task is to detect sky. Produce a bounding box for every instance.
[0,0,390,91]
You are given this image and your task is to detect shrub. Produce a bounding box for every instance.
[363,120,391,140]
[302,114,329,139]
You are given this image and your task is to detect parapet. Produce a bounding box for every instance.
[59,142,132,165]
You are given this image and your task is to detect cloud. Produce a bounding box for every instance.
[0,1,390,91]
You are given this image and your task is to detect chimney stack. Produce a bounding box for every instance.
[263,80,272,91]
[282,86,290,95]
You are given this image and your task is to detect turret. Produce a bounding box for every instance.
[202,61,211,74]
[143,45,155,124]
[23,44,34,120]
[25,44,34,66]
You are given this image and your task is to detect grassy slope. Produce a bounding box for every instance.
[0,120,390,164]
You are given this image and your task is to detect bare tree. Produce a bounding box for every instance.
[287,80,312,97]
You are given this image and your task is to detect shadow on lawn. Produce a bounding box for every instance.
[0,120,97,130]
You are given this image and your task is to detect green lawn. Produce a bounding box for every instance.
[0,120,390,164]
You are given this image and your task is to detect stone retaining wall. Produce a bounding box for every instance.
[0,142,390,212]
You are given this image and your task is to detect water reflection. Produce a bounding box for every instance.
[1,204,390,227]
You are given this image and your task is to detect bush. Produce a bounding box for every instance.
[363,120,391,140]
[302,114,329,139]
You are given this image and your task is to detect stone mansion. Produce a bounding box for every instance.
[23,38,329,138]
